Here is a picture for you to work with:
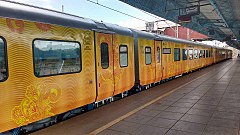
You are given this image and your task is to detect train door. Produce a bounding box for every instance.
[161,41,172,80]
[95,32,114,101]
[138,38,155,86]
[112,35,135,95]
[154,40,162,82]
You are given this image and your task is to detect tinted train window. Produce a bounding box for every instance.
[206,50,209,58]
[194,50,198,59]
[33,39,81,77]
[174,48,180,61]
[189,49,193,60]
[101,43,109,69]
[119,45,128,67]
[199,50,204,58]
[182,49,187,60]
[157,47,160,63]
[145,47,151,65]
[0,38,8,81]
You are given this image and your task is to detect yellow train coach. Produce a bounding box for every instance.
[0,1,232,134]
[131,30,231,90]
[0,1,136,133]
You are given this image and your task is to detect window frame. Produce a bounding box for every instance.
[119,45,128,68]
[101,42,109,69]
[194,49,199,59]
[174,48,180,61]
[32,38,82,78]
[145,46,152,65]
[162,48,171,54]
[182,49,188,60]
[203,50,206,58]
[157,47,161,63]
[199,50,204,58]
[0,37,8,82]
[206,50,209,58]
[189,49,193,60]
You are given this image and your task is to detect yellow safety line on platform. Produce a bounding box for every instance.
[88,64,227,135]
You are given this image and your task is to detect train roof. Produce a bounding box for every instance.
[95,21,133,36]
[0,0,132,36]
[130,29,158,40]
[156,34,214,48]
[131,29,215,48]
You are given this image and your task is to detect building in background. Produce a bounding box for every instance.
[164,26,208,40]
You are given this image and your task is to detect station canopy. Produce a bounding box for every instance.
[119,0,240,49]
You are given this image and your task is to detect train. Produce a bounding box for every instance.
[0,1,232,134]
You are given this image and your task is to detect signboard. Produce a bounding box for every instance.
[186,5,200,15]
[146,22,154,31]
[163,48,171,54]
[178,14,192,23]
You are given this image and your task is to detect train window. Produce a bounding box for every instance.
[174,48,180,61]
[203,50,205,58]
[182,49,188,60]
[189,49,193,60]
[0,37,8,82]
[194,50,198,59]
[33,39,81,77]
[163,48,171,54]
[101,43,109,69]
[145,47,151,65]
[119,45,128,67]
[206,50,209,58]
[157,47,160,63]
[199,50,204,58]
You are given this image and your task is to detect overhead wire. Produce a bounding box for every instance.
[86,0,177,32]
[86,0,148,22]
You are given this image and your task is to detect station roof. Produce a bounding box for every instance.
[119,0,240,49]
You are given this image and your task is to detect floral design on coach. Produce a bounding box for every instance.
[35,22,53,31]
[6,18,25,33]
[11,84,62,126]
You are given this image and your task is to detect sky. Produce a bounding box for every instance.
[10,0,176,29]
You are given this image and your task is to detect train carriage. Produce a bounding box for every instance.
[131,30,157,88]
[0,4,98,133]
[0,1,136,133]
[93,22,135,101]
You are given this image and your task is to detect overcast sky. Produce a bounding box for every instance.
[10,0,176,29]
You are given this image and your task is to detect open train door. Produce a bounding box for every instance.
[95,32,114,101]
[154,40,163,82]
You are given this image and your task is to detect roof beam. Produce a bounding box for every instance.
[209,0,237,39]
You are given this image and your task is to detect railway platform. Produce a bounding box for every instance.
[32,58,240,135]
